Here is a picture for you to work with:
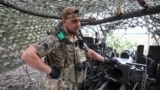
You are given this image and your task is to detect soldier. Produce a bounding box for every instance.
[21,6,120,90]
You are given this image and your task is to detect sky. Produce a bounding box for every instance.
[114,26,149,44]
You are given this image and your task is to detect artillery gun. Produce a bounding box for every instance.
[81,34,160,90]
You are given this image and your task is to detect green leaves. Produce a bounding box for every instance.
[106,30,138,54]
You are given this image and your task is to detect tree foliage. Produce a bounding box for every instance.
[106,30,138,54]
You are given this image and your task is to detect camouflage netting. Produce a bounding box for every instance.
[0,6,58,74]
[0,65,46,90]
[0,6,57,89]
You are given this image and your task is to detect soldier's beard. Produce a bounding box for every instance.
[66,27,79,35]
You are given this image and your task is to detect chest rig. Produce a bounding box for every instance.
[59,41,87,83]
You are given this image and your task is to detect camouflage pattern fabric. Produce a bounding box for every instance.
[61,6,80,19]
[43,76,74,90]
[32,34,87,89]
[32,35,60,58]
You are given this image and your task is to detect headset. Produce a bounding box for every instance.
[55,23,68,42]
[56,31,66,41]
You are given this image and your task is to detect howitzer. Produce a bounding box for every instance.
[117,62,147,90]
[81,57,149,90]
[103,60,148,90]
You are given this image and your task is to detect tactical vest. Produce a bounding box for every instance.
[44,34,87,83]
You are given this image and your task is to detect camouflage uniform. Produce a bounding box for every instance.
[32,34,87,90]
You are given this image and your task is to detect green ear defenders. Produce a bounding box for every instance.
[56,31,71,44]
[56,31,66,41]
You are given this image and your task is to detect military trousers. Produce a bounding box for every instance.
[43,76,79,90]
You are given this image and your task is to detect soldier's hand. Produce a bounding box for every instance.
[49,67,60,79]
[104,57,121,67]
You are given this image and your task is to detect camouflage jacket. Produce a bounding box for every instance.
[32,34,87,83]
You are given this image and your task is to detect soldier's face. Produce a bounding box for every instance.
[62,17,81,35]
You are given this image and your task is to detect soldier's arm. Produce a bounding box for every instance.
[86,48,105,63]
[21,35,58,74]
[21,46,51,74]
[86,48,120,65]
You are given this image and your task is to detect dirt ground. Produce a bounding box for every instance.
[0,64,46,90]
